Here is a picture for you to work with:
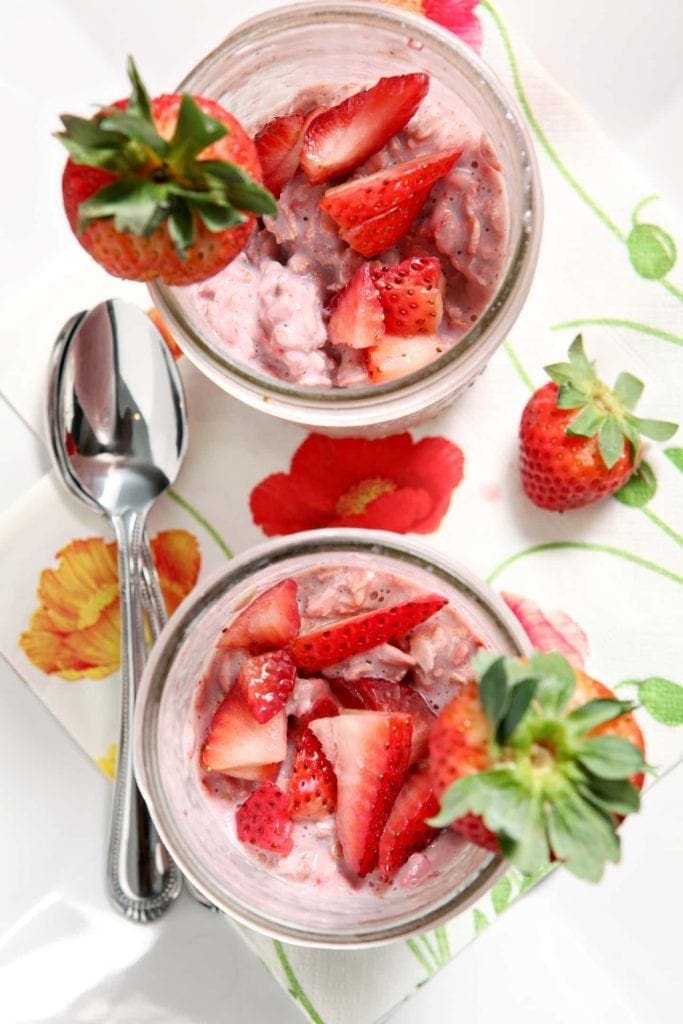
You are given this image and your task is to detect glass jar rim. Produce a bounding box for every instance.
[133,528,532,947]
[149,0,542,424]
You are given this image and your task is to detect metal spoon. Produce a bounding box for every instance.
[48,312,166,636]
[53,298,185,921]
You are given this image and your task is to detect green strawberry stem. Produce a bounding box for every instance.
[429,652,646,882]
[545,335,677,468]
[55,57,276,256]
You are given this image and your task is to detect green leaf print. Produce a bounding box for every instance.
[614,461,657,508]
[490,875,512,914]
[623,677,683,726]
[665,447,683,472]
[473,908,489,934]
[628,224,677,280]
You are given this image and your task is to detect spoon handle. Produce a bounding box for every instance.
[108,509,182,922]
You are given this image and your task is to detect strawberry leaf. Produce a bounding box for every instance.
[498,797,549,876]
[479,657,510,733]
[578,776,641,815]
[528,652,575,713]
[56,115,131,170]
[77,178,170,234]
[194,202,246,232]
[99,108,170,157]
[613,460,656,507]
[576,736,645,779]
[546,790,620,881]
[566,405,604,438]
[614,371,644,410]
[598,417,625,469]
[167,95,227,168]
[167,203,194,256]
[628,416,678,442]
[566,698,635,734]
[556,383,588,409]
[498,678,537,743]
[126,56,154,124]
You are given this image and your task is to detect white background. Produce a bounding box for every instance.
[1,2,682,1022]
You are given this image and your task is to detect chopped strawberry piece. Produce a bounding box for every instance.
[239,649,297,723]
[371,256,445,335]
[288,728,338,819]
[217,579,301,652]
[227,762,281,782]
[201,684,287,775]
[235,781,294,856]
[301,73,430,184]
[329,677,434,762]
[378,763,440,881]
[297,696,341,731]
[328,264,385,349]
[310,711,413,876]
[288,594,447,673]
[366,333,445,383]
[254,110,306,198]
[339,190,430,258]
[320,148,460,229]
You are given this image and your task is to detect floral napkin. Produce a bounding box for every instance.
[1,3,683,1024]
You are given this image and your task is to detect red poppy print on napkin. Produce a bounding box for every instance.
[250,432,464,536]
[379,0,483,52]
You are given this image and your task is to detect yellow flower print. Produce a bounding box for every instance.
[96,743,118,780]
[20,530,200,680]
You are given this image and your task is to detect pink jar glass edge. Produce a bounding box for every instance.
[148,0,543,435]
[133,528,532,948]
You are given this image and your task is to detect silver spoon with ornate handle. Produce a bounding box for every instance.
[53,298,185,921]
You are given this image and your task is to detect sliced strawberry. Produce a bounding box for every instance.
[310,711,413,876]
[301,73,430,184]
[235,781,294,856]
[329,677,434,762]
[378,763,440,881]
[297,696,341,731]
[289,594,447,673]
[201,685,287,775]
[366,333,445,383]
[239,649,297,723]
[217,579,301,652]
[339,190,430,258]
[288,727,338,819]
[254,110,306,198]
[371,256,445,335]
[321,148,460,229]
[328,264,385,349]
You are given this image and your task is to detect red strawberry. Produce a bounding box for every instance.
[238,649,297,724]
[235,781,294,856]
[217,579,301,652]
[339,190,430,258]
[366,333,445,383]
[254,110,306,198]
[301,73,429,184]
[519,335,677,511]
[297,696,341,732]
[429,652,647,882]
[371,256,445,335]
[288,728,338,819]
[288,594,447,673]
[58,59,276,285]
[329,677,434,762]
[201,684,287,775]
[321,148,460,229]
[328,264,385,349]
[378,763,440,881]
[310,711,412,876]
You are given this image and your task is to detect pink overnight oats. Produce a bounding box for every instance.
[190,561,489,900]
[182,72,508,389]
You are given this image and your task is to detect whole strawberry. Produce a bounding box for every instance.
[519,335,677,510]
[429,651,646,881]
[56,59,276,285]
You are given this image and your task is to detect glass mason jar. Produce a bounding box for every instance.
[149,0,542,436]
[133,529,531,948]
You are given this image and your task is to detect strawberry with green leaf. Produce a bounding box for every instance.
[429,652,646,882]
[519,335,677,510]
[57,58,276,284]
